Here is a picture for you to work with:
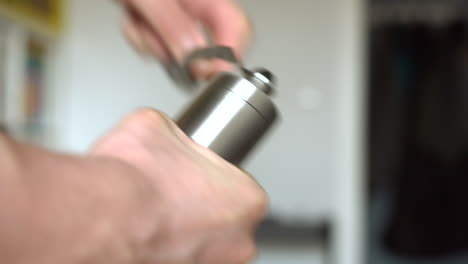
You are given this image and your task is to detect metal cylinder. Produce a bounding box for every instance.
[176,68,278,165]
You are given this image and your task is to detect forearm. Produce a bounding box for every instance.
[0,134,158,264]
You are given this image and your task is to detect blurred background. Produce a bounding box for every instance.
[3,0,357,263]
[5,0,468,264]
[367,0,468,264]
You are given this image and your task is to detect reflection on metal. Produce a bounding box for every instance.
[174,45,279,165]
[177,68,278,165]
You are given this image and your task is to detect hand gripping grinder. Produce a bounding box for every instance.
[166,46,279,165]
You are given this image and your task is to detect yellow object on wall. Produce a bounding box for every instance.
[0,0,64,36]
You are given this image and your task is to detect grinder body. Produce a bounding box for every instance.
[176,68,278,165]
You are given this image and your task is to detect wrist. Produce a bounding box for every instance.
[0,135,163,263]
[72,156,164,263]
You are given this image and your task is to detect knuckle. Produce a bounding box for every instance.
[244,193,268,223]
[246,187,268,216]
[113,108,179,145]
[235,240,257,264]
[124,108,172,131]
[236,172,268,217]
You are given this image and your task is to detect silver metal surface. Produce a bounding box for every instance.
[176,69,278,165]
[242,67,276,95]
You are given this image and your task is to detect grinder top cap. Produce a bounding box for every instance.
[241,67,276,96]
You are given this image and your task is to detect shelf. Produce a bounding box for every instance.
[256,217,331,246]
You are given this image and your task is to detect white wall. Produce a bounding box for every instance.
[329,0,367,263]
[237,2,366,263]
[49,0,189,153]
[47,0,366,263]
[2,21,28,129]
[239,0,335,220]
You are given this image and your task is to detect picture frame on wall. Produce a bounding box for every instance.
[23,36,46,126]
[0,19,51,144]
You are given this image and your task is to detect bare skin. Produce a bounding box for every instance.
[0,109,267,264]
[0,1,263,263]
[119,0,252,78]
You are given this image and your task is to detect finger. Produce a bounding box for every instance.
[122,16,150,56]
[180,0,253,77]
[132,0,207,63]
[125,15,215,79]
[138,22,172,62]
[122,6,171,61]
[182,0,253,60]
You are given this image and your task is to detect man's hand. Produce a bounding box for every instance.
[91,109,267,264]
[118,0,252,79]
[0,109,266,264]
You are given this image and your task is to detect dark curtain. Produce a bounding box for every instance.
[369,21,468,258]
